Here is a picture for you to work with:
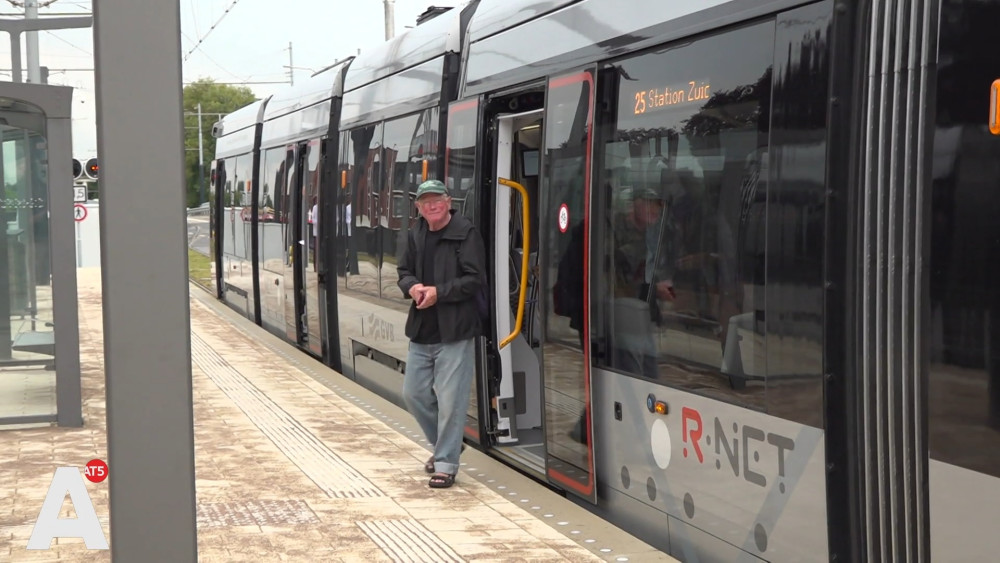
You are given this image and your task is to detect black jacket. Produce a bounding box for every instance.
[397,210,486,342]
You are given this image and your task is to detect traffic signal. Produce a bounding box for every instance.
[72,158,82,179]
[85,158,99,179]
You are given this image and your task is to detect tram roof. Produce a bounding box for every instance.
[461,0,786,96]
[215,97,267,138]
[343,3,467,93]
[262,60,352,123]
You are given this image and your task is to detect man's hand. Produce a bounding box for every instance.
[409,283,426,302]
[416,286,438,309]
[655,280,676,301]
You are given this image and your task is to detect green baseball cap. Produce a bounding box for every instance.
[415,179,449,199]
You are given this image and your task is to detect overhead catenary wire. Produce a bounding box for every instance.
[43,29,91,55]
[183,0,243,62]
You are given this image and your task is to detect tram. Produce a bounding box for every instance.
[207,0,1000,560]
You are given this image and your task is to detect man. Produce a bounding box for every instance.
[611,187,675,378]
[397,179,486,489]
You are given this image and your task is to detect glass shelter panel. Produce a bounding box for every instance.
[1,120,55,420]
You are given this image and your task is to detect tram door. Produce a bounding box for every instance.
[299,139,323,357]
[283,139,324,357]
[486,71,597,503]
[488,108,546,475]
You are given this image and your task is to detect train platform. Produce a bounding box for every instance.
[0,268,674,562]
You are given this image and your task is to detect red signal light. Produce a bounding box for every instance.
[85,157,99,179]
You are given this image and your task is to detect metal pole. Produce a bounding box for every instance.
[25,0,40,83]
[92,0,197,559]
[198,102,205,205]
[384,0,395,40]
[288,41,293,86]
[9,31,21,82]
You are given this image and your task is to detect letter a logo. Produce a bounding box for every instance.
[27,467,109,550]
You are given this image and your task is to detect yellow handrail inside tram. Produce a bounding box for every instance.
[498,177,529,349]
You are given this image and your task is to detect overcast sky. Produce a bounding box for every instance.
[0,0,462,158]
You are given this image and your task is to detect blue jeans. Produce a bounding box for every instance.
[403,338,475,475]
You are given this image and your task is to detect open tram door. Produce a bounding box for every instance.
[476,70,598,503]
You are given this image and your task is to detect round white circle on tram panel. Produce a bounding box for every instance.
[558,203,569,233]
[651,418,672,469]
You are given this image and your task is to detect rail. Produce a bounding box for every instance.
[497,178,529,349]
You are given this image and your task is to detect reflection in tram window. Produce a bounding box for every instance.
[222,152,256,316]
[594,21,774,408]
[344,123,383,299]
[445,101,479,223]
[381,109,439,304]
[928,0,1000,479]
[259,147,287,273]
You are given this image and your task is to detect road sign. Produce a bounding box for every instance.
[74,204,88,222]
[73,186,86,203]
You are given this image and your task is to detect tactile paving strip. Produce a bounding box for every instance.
[191,333,384,499]
[356,519,465,563]
[197,499,319,527]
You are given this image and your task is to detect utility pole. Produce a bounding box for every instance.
[287,41,293,85]
[25,0,41,83]
[384,0,395,41]
[197,103,205,205]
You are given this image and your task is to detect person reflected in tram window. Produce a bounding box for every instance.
[716,149,765,384]
[309,196,318,265]
[345,196,359,275]
[397,179,487,489]
[553,220,586,348]
[610,186,676,379]
[553,219,589,445]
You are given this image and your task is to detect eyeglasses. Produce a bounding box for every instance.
[418,196,450,207]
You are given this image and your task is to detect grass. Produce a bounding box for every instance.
[188,248,213,289]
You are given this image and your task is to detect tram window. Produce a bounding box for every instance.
[593,21,774,407]
[343,123,383,299]
[258,147,288,273]
[445,100,479,223]
[521,149,539,177]
[381,109,439,304]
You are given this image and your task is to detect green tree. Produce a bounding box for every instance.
[183,79,257,208]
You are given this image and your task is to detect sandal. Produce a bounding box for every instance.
[428,472,456,489]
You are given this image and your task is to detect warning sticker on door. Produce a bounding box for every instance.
[558,203,569,233]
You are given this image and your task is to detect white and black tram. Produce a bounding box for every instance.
[207,0,1000,560]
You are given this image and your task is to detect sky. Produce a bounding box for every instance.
[0,0,463,159]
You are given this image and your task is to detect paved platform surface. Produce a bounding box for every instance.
[0,269,675,562]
